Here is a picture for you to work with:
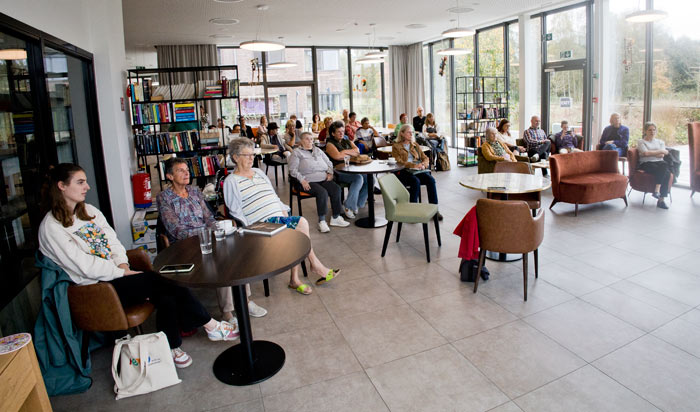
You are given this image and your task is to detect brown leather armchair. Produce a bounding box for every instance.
[67,249,155,365]
[474,199,544,301]
[493,161,541,212]
[689,122,700,197]
[627,148,674,204]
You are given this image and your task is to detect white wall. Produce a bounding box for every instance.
[126,47,158,69]
[1,0,136,244]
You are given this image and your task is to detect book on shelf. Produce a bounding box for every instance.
[157,154,224,180]
[239,221,286,236]
[221,77,239,97]
[132,102,173,124]
[135,130,204,155]
[173,102,196,122]
[469,106,508,120]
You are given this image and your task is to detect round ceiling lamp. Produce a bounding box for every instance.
[625,9,668,23]
[0,49,27,60]
[441,27,475,38]
[437,48,471,56]
[267,61,297,69]
[356,56,384,64]
[365,50,387,58]
[239,40,285,51]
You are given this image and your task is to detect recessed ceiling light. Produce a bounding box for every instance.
[447,7,474,13]
[214,0,243,3]
[210,34,234,38]
[209,18,240,25]
[405,24,426,29]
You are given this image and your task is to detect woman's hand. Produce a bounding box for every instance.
[119,264,142,276]
[326,173,334,181]
[300,179,311,191]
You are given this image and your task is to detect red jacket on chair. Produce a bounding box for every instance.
[453,206,479,260]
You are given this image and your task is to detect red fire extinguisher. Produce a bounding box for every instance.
[132,170,152,208]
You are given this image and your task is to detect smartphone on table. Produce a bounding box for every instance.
[159,264,194,274]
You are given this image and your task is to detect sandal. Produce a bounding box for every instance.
[289,283,313,295]
[315,269,341,285]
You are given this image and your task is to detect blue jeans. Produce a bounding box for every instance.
[336,172,368,211]
[602,143,625,157]
[397,170,438,204]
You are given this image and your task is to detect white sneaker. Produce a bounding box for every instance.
[329,216,350,227]
[171,347,192,369]
[344,208,355,219]
[206,320,239,341]
[530,153,540,162]
[318,220,331,233]
[248,300,268,317]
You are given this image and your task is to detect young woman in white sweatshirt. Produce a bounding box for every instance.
[38,164,238,369]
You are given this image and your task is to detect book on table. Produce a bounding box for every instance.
[239,221,286,236]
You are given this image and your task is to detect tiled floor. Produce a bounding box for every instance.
[51,150,700,411]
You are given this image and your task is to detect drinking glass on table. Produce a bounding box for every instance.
[343,155,351,168]
[199,227,213,254]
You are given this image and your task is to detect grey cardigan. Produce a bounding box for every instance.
[223,168,290,226]
[289,146,334,183]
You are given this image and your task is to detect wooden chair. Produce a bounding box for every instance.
[288,175,316,216]
[374,137,390,160]
[379,174,441,262]
[474,199,544,301]
[67,249,155,366]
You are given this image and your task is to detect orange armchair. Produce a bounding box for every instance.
[627,148,674,204]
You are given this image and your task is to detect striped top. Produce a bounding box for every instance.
[233,173,285,223]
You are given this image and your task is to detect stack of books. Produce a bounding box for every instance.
[132,102,172,124]
[173,102,196,122]
[203,84,222,98]
[134,130,203,154]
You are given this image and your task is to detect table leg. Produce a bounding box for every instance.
[212,284,285,385]
[355,173,389,228]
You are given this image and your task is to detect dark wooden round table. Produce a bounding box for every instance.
[334,160,403,228]
[154,229,310,386]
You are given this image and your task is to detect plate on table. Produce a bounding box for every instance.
[0,333,31,355]
[225,227,237,236]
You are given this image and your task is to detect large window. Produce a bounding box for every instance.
[351,49,383,125]
[478,27,505,77]
[508,24,520,135]
[264,48,312,82]
[317,48,349,120]
[422,45,431,117]
[650,0,700,186]
[431,40,453,139]
[545,6,587,63]
[454,36,475,79]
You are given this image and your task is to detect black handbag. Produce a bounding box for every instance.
[459,259,490,282]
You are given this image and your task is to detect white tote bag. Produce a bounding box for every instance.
[112,332,181,400]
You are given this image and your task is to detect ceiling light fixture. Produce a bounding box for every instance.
[356,57,384,64]
[240,5,285,52]
[209,18,239,25]
[437,47,471,56]
[442,0,475,38]
[625,9,668,23]
[268,62,297,69]
[363,24,388,59]
[0,49,27,60]
[356,30,384,65]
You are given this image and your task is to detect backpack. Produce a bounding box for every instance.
[436,151,451,171]
[459,259,490,282]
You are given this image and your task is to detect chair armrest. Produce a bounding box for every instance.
[127,248,153,272]
[67,283,129,331]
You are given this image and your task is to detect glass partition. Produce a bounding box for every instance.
[431,40,453,139]
[545,6,587,63]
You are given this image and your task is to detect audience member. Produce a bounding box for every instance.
[284,119,297,148]
[259,122,291,162]
[392,125,441,220]
[290,114,303,138]
[257,115,268,141]
[318,116,333,142]
[496,119,523,154]
[345,112,361,141]
[599,113,629,157]
[324,120,368,218]
[522,115,551,174]
[157,158,267,319]
[289,132,350,232]
[554,120,582,154]
[413,106,426,132]
[355,117,379,154]
[224,138,340,293]
[311,113,323,133]
[393,113,408,138]
[482,127,516,163]
[422,113,447,153]
[39,163,239,369]
[239,116,254,138]
[637,122,671,209]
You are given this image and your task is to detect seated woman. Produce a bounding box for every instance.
[421,113,447,153]
[482,126,516,163]
[284,119,297,148]
[637,122,671,209]
[289,132,350,233]
[317,116,333,142]
[392,125,442,219]
[324,120,368,218]
[311,113,323,133]
[554,120,583,154]
[39,164,238,369]
[223,138,340,294]
[355,117,379,154]
[496,119,524,155]
[257,115,268,143]
[157,158,267,319]
[259,122,291,162]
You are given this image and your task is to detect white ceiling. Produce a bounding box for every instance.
[122,0,573,51]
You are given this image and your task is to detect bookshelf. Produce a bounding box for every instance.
[127,65,241,189]
[455,76,509,167]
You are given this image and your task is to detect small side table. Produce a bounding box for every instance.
[618,157,628,176]
[0,335,52,412]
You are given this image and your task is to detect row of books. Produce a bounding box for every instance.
[157,155,224,180]
[132,102,173,124]
[459,120,499,133]
[130,79,239,102]
[467,106,508,120]
[135,130,208,155]
[221,78,238,97]
[173,102,196,122]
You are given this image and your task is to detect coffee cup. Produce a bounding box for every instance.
[387,157,396,164]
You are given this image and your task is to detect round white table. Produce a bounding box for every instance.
[377,145,431,154]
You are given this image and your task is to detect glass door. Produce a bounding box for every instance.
[547,68,585,136]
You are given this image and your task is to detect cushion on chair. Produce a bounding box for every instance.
[559,173,628,204]
[392,203,439,224]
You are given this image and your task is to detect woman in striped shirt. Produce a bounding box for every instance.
[223,138,340,295]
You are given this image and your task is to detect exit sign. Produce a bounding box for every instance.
[545,33,553,41]
[560,50,573,59]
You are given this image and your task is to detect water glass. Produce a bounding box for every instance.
[199,227,213,254]
[343,155,351,168]
[214,228,225,241]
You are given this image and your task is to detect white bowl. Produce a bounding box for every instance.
[224,227,236,236]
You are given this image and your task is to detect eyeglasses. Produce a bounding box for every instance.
[236,153,256,158]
